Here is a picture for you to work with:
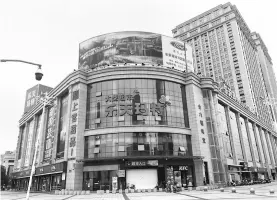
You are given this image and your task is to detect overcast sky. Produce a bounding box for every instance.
[0,0,276,155]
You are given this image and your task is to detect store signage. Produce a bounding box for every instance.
[35,162,67,175]
[105,92,170,117]
[125,160,158,167]
[179,166,188,171]
[118,170,125,177]
[12,169,31,178]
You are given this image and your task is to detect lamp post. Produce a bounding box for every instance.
[25,93,54,200]
[0,59,43,81]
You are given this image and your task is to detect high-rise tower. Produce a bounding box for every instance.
[172,2,274,128]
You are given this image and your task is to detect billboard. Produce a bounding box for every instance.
[24,84,53,114]
[79,31,193,72]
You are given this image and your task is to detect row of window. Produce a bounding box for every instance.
[84,132,192,159]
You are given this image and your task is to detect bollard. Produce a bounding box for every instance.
[153,188,157,192]
[232,188,236,193]
[250,188,255,194]
[220,188,224,192]
[131,189,134,193]
[269,189,275,194]
[86,190,90,195]
[106,190,110,194]
[81,191,85,195]
[159,188,163,192]
[203,186,208,192]
[125,189,129,193]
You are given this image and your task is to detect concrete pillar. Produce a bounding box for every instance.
[224,106,237,165]
[265,131,275,167]
[66,83,87,190]
[269,134,277,166]
[252,123,264,167]
[20,123,29,168]
[258,127,269,166]
[235,113,247,162]
[193,160,205,186]
[244,118,257,167]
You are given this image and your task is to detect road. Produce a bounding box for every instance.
[1,182,277,200]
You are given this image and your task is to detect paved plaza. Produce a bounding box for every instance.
[1,182,277,200]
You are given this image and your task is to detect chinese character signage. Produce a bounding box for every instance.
[125,160,158,167]
[68,85,79,158]
[79,31,193,73]
[43,103,57,161]
[105,91,169,117]
[24,84,53,113]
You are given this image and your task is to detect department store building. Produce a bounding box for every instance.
[12,32,277,192]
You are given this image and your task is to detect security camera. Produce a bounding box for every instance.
[35,66,43,81]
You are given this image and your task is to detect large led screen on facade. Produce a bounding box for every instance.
[79,31,193,72]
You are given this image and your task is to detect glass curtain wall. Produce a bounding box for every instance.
[85,133,192,159]
[203,89,225,184]
[86,79,189,129]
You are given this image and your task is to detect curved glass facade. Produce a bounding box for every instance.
[86,79,189,129]
[84,132,192,159]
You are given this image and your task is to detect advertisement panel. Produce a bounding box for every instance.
[79,31,193,72]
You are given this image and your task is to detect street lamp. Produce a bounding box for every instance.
[0,59,43,81]
[25,93,54,200]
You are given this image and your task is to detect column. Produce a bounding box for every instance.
[253,123,264,167]
[258,127,268,168]
[235,113,247,162]
[20,123,29,169]
[224,106,237,165]
[269,134,277,166]
[244,118,257,167]
[265,131,275,167]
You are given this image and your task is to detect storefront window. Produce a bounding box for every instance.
[86,79,189,129]
[85,132,192,159]
[83,170,117,191]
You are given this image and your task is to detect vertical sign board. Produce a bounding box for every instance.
[68,84,79,159]
[161,36,187,72]
[24,84,53,113]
